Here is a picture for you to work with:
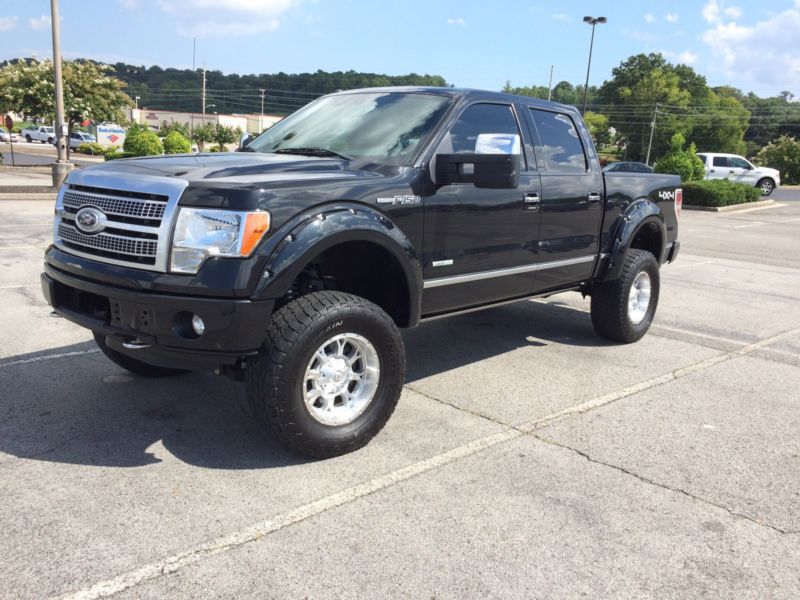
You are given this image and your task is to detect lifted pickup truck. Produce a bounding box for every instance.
[42,88,681,458]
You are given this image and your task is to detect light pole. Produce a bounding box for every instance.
[50,0,72,186]
[581,16,606,115]
[259,89,266,131]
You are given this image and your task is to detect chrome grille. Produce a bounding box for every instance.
[53,173,188,272]
[58,223,157,260]
[62,190,166,221]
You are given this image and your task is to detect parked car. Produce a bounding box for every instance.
[21,125,56,144]
[696,152,780,196]
[57,131,97,150]
[603,161,653,174]
[0,127,20,143]
[42,87,681,458]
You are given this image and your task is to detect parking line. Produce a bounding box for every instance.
[53,322,800,600]
[0,348,100,369]
[0,283,39,289]
[733,221,766,229]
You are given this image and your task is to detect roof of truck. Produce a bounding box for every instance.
[332,86,578,115]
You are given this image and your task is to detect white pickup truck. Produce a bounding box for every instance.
[696,152,781,196]
[21,125,56,144]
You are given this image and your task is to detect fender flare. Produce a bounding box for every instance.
[253,204,423,326]
[600,198,666,282]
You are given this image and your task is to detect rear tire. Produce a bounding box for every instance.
[93,333,187,377]
[25,134,32,143]
[590,249,660,343]
[246,291,405,459]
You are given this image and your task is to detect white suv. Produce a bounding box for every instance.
[696,153,780,196]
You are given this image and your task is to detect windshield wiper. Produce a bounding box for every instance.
[273,147,353,160]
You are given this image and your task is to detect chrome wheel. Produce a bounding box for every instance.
[628,271,651,325]
[303,333,381,426]
[760,180,773,195]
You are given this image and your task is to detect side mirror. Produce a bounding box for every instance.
[237,133,254,151]
[435,153,521,189]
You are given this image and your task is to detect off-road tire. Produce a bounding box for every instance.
[93,333,187,377]
[246,291,405,459]
[590,249,660,343]
[25,134,32,143]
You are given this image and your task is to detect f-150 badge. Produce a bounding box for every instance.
[376,195,421,206]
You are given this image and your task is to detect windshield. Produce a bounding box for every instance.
[247,92,452,166]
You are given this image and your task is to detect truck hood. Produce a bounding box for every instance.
[755,166,780,180]
[74,152,385,186]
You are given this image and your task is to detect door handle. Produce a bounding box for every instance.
[587,192,601,206]
[710,169,716,173]
[523,192,540,211]
[729,170,735,174]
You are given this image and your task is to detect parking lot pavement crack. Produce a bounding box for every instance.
[403,383,520,431]
[532,434,799,536]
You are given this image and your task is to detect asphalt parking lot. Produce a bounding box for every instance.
[1,190,799,599]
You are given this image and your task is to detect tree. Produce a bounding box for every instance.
[583,111,610,146]
[654,132,705,182]
[212,124,239,151]
[158,120,190,138]
[755,136,800,184]
[191,123,215,152]
[124,123,162,156]
[0,59,130,158]
[163,131,191,154]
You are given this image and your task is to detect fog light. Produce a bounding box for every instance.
[191,314,205,336]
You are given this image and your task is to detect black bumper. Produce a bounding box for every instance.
[42,264,274,371]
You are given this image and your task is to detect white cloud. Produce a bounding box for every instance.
[28,15,51,30]
[644,13,656,23]
[552,13,568,22]
[678,50,698,64]
[702,0,742,24]
[119,0,141,9]
[157,0,300,36]
[0,16,18,32]
[724,6,743,19]
[701,4,800,89]
[666,13,679,23]
[446,17,466,27]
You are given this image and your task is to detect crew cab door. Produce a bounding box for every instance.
[525,107,604,290]
[730,156,757,186]
[708,155,731,180]
[421,101,542,315]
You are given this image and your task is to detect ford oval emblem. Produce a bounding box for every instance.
[75,206,107,234]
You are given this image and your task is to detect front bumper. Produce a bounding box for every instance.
[42,263,274,371]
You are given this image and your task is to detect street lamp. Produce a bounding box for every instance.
[581,16,606,115]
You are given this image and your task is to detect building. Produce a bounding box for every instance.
[130,109,283,135]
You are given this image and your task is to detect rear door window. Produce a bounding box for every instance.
[712,156,728,167]
[528,109,588,174]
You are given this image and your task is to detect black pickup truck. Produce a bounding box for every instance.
[41,87,681,457]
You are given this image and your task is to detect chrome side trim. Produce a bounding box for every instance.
[423,255,595,289]
[53,169,189,273]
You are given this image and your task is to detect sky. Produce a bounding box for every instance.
[1,0,799,99]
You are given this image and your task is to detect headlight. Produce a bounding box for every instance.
[170,208,270,274]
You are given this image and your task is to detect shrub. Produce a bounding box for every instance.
[654,133,705,182]
[123,123,162,156]
[755,135,800,184]
[76,142,106,155]
[163,131,191,154]
[158,120,190,139]
[104,150,136,161]
[682,179,761,207]
[212,123,239,151]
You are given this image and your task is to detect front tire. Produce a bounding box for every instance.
[93,333,187,377]
[246,291,405,459]
[590,249,660,343]
[758,178,775,196]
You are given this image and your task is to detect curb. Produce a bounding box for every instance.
[683,199,775,212]
[0,165,53,173]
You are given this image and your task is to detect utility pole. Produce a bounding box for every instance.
[201,61,207,124]
[259,89,266,131]
[581,16,607,115]
[547,65,554,102]
[645,103,659,166]
[190,37,196,136]
[50,0,72,186]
